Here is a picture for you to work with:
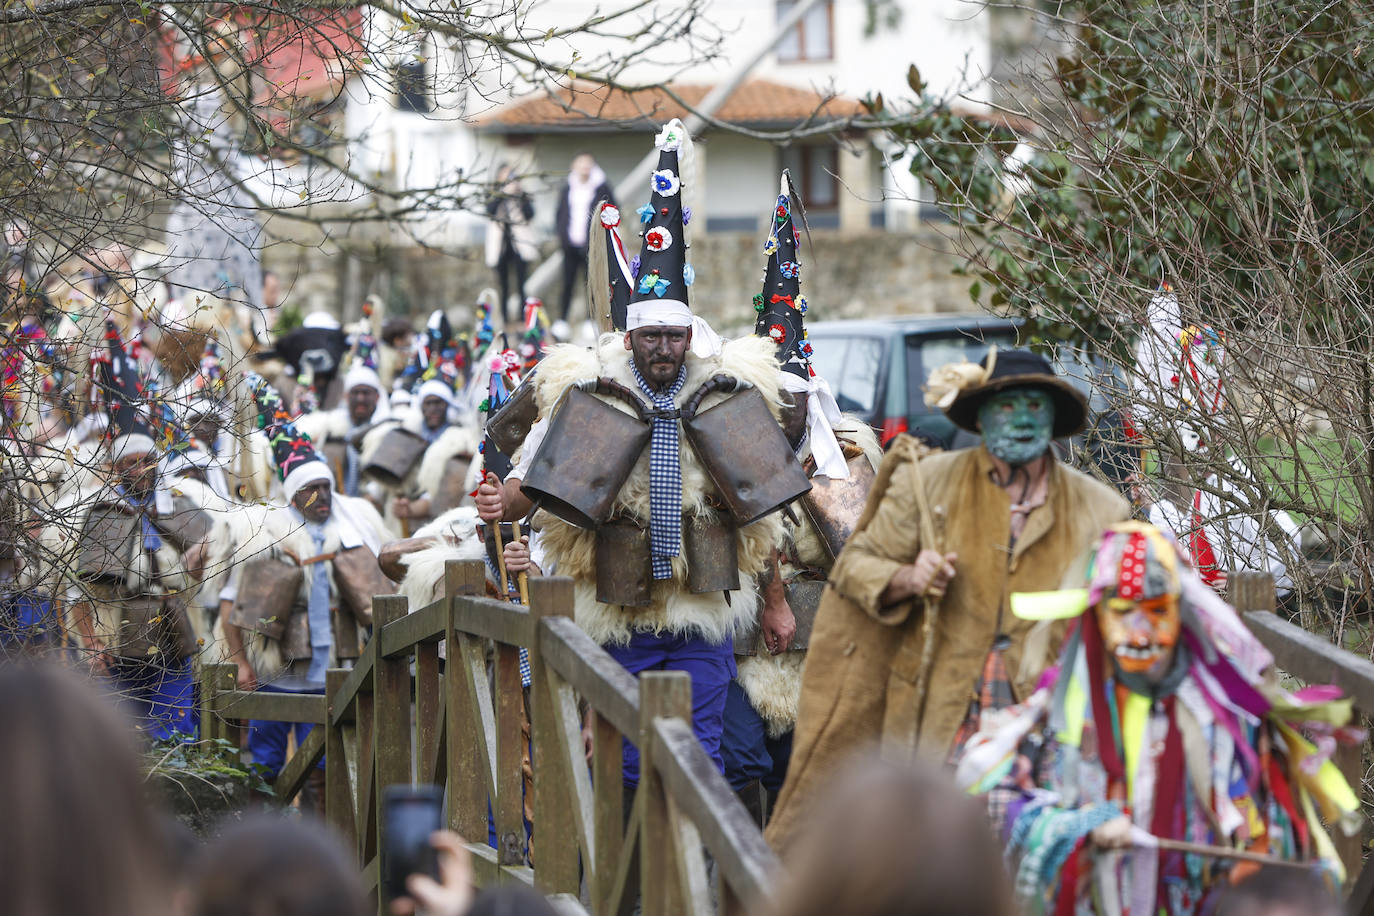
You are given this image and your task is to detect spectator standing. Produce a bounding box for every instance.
[553,153,614,328]
[485,164,538,326]
[0,663,176,916]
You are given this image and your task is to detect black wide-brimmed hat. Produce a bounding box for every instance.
[944,348,1087,438]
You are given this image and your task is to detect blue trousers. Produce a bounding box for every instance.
[604,631,735,786]
[109,655,198,742]
[721,678,793,792]
[247,683,326,781]
[0,592,58,649]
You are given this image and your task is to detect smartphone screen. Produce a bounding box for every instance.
[381,784,444,901]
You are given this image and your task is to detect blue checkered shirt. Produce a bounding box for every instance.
[631,362,687,580]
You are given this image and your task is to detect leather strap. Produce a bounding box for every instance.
[300,551,337,566]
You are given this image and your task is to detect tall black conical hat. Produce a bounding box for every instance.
[95,319,158,457]
[627,119,695,322]
[244,370,324,483]
[754,173,812,382]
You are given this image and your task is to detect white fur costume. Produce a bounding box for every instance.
[519,334,788,647]
[209,492,389,681]
[735,416,882,738]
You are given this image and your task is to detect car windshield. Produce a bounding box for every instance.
[807,335,886,414]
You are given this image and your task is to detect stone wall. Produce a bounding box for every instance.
[262,223,979,334]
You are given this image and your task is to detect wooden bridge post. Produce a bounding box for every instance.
[640,671,694,916]
[527,575,580,895]
[1227,571,1276,615]
[325,667,357,852]
[374,594,413,913]
[443,559,489,841]
[199,662,236,745]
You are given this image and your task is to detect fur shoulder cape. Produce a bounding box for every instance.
[521,334,788,647]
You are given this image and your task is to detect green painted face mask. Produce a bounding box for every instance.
[978,388,1054,467]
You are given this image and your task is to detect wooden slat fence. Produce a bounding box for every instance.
[200,564,1374,914]
[199,558,777,915]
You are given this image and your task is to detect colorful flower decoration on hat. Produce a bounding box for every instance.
[655,122,684,151]
[600,205,621,228]
[682,264,695,287]
[644,227,672,252]
[638,269,672,297]
[752,293,765,312]
[763,236,778,256]
[650,170,681,197]
[775,196,789,220]
[681,206,692,226]
[637,204,655,224]
[768,324,787,343]
[779,260,800,279]
[795,295,808,315]
[629,254,641,279]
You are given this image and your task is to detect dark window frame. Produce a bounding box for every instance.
[775,0,835,63]
[779,144,840,211]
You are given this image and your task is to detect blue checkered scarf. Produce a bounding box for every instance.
[631,362,687,580]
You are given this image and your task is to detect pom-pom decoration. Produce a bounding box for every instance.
[650,170,681,197]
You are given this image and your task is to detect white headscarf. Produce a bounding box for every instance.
[625,300,723,358]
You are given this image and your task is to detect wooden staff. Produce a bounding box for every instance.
[492,515,510,598]
[1141,836,1314,870]
[910,452,943,720]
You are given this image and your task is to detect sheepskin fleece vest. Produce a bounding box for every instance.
[520,334,788,647]
[735,416,882,738]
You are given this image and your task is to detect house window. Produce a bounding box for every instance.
[780,145,839,212]
[395,45,431,113]
[775,0,834,62]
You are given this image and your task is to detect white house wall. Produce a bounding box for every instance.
[324,0,990,238]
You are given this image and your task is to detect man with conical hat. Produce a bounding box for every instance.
[62,319,206,740]
[217,372,391,801]
[766,347,1130,854]
[720,174,884,824]
[955,522,1360,913]
[476,120,799,787]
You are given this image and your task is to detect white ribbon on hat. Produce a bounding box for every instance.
[625,300,722,358]
[782,371,848,480]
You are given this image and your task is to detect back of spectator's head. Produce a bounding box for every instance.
[0,662,173,916]
[1214,867,1341,916]
[192,815,367,916]
[467,884,560,916]
[766,753,1013,916]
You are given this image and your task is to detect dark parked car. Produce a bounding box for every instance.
[805,315,1134,487]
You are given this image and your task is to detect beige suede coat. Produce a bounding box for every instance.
[765,436,1129,855]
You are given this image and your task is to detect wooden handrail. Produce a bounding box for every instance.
[540,614,641,738]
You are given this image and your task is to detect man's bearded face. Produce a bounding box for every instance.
[1096,592,1182,684]
[348,385,379,425]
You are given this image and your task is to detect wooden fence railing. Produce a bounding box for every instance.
[199,558,777,915]
[1226,571,1374,913]
[200,565,1374,914]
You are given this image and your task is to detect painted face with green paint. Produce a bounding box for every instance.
[978,388,1054,467]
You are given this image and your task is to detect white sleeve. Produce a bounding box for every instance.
[509,417,549,482]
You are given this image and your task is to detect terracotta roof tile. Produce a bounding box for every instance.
[476,78,865,132]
